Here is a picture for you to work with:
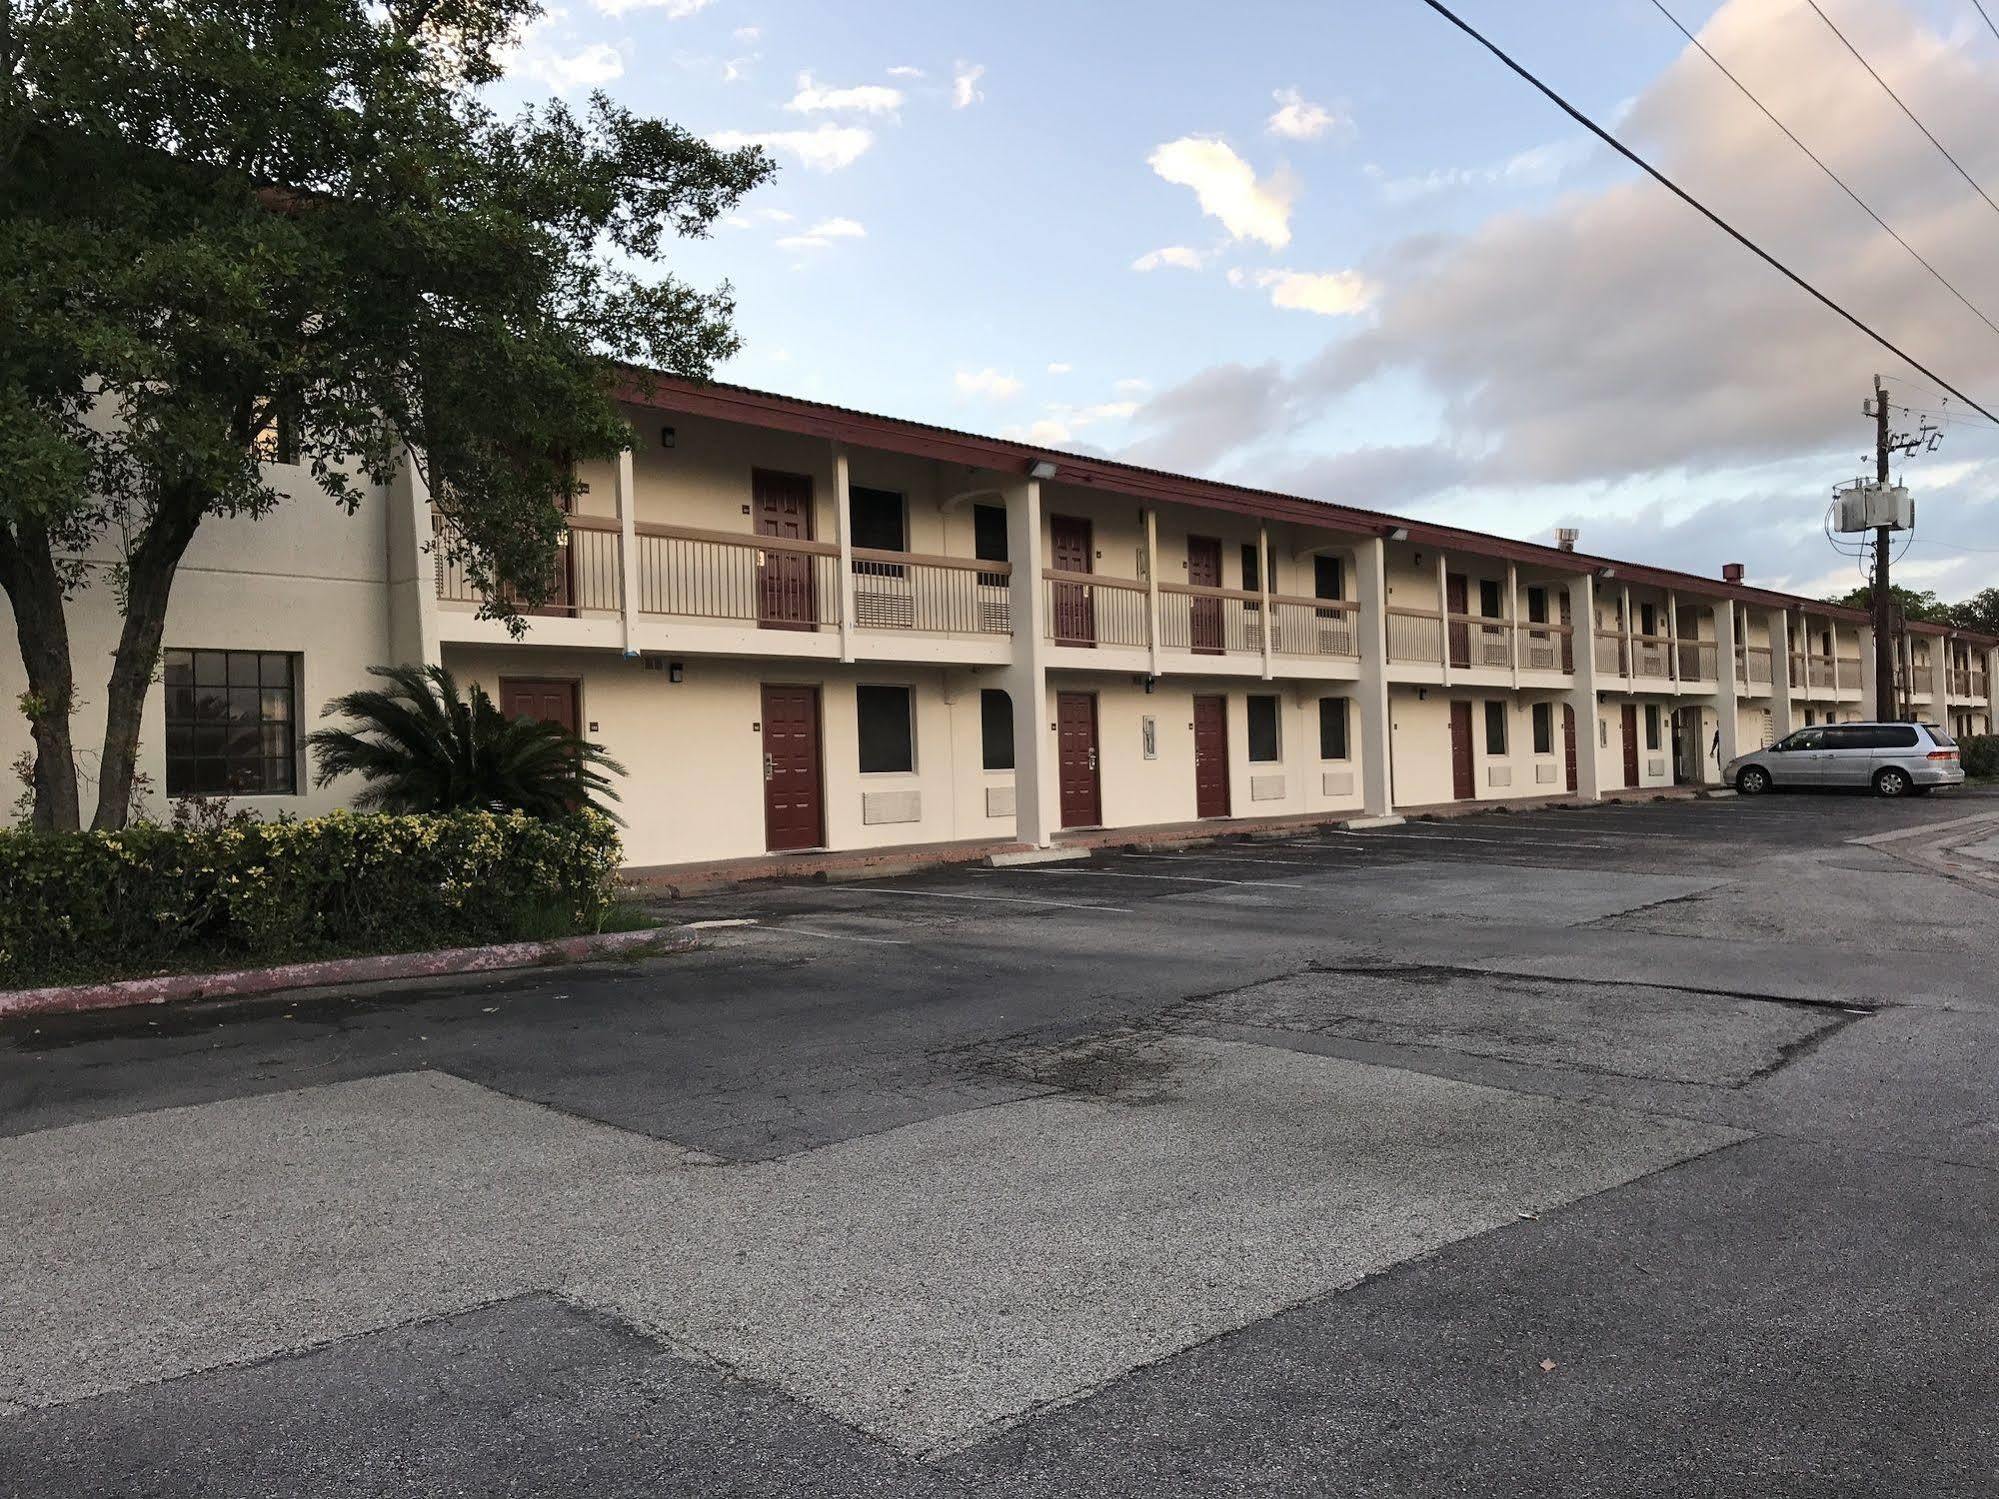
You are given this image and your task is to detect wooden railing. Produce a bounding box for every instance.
[433,514,623,616]
[1631,633,1672,678]
[1594,630,1627,676]
[852,547,1012,635]
[1269,596,1360,659]
[1041,570,1148,648]
[1387,607,1443,665]
[1736,646,1774,685]
[1677,640,1718,682]
[1518,624,1573,672]
[1446,614,1512,669]
[1949,668,1988,697]
[1158,582,1266,655]
[632,523,840,628]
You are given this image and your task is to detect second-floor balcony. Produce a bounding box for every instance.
[1387,611,1573,675]
[1042,572,1361,671]
[1949,667,1989,700]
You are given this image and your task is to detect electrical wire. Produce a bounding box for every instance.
[1648,0,1999,341]
[1411,0,1999,425]
[1802,0,1999,220]
[1969,0,1999,45]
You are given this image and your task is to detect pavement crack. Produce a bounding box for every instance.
[1296,961,1883,1016]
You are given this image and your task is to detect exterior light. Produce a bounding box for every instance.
[1598,566,1616,580]
[669,660,684,683]
[1388,525,1410,542]
[661,425,677,448]
[1027,459,1058,480]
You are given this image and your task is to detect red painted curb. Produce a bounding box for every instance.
[0,927,699,1020]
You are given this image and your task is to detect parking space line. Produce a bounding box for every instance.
[1008,867,1301,888]
[761,925,913,946]
[1328,828,1609,850]
[1123,851,1315,867]
[827,886,1134,913]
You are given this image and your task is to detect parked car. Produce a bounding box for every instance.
[1726,722,1964,797]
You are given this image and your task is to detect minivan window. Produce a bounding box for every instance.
[1873,726,1920,749]
[1821,726,1867,751]
[1779,728,1825,751]
[1929,726,1957,747]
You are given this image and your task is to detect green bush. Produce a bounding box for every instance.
[0,809,623,987]
[1960,735,1999,779]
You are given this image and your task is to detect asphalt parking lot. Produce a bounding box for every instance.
[5,788,1998,1495]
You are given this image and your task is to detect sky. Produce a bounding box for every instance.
[493,0,1999,604]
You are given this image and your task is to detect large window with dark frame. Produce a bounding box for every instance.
[1532,701,1554,755]
[1645,703,1662,751]
[972,503,1009,588]
[980,689,1014,770]
[856,684,915,773]
[164,649,298,796]
[1317,697,1349,760]
[1247,695,1282,762]
[1484,699,1508,756]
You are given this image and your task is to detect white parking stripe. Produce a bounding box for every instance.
[1008,867,1301,888]
[1124,851,1315,867]
[1328,828,1609,850]
[764,926,912,946]
[828,886,1134,913]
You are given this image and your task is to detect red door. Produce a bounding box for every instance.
[1449,700,1475,801]
[1056,691,1102,828]
[1187,536,1223,654]
[761,684,824,851]
[755,470,817,630]
[1446,573,1470,668]
[500,679,578,733]
[1193,694,1230,818]
[1050,515,1095,646]
[1559,589,1574,673]
[1563,704,1579,793]
[1621,703,1640,788]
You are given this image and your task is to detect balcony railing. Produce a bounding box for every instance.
[1950,668,1988,697]
[1594,630,1627,676]
[1736,646,1774,685]
[851,549,1012,635]
[433,514,623,616]
[1447,614,1512,669]
[1042,570,1148,648]
[1518,624,1574,672]
[1269,597,1361,659]
[632,524,840,629]
[1677,640,1718,682]
[1388,607,1444,665]
[1631,633,1672,678]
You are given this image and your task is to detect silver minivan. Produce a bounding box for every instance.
[1726,722,1964,798]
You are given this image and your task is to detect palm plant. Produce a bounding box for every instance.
[308,665,624,821]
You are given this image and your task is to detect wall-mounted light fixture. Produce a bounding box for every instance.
[1027,459,1059,480]
[1144,675,1158,694]
[668,660,684,683]
[661,425,677,449]
[1598,566,1617,580]
[1388,525,1410,542]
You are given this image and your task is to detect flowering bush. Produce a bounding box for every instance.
[0,809,622,986]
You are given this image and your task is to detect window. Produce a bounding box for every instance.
[856,685,913,773]
[1526,586,1548,625]
[848,487,905,552]
[1532,701,1553,755]
[973,504,1008,563]
[1803,709,1816,726]
[164,650,298,796]
[1241,543,1260,593]
[1247,695,1281,762]
[980,689,1014,771]
[1645,703,1662,750]
[1484,700,1507,756]
[1640,602,1658,636]
[1318,698,1349,760]
[1314,555,1344,601]
[1479,579,1503,618]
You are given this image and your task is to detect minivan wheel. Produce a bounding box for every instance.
[1874,767,1911,798]
[1736,766,1771,795]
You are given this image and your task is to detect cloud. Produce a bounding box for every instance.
[1046,362,1073,375]
[509,37,624,91]
[591,0,711,17]
[1146,137,1295,249]
[887,65,926,79]
[785,72,904,116]
[733,25,759,42]
[1266,87,1352,143]
[774,217,867,251]
[1114,378,1151,395]
[1003,400,1140,446]
[1370,137,1595,204]
[955,368,1023,400]
[1131,245,1207,272]
[952,61,986,109]
[721,207,795,229]
[1229,266,1378,317]
[1119,362,1294,473]
[709,125,874,172]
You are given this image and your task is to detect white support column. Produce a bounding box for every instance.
[1769,608,1795,737]
[1711,599,1739,781]
[615,446,639,657]
[386,451,442,669]
[999,477,1056,847]
[1620,584,1634,686]
[1436,549,1452,687]
[1666,589,1680,689]
[1567,574,1603,801]
[832,443,856,664]
[1930,632,1950,719]
[1144,507,1162,678]
[1258,522,1274,681]
[1829,619,1842,694]
[1986,644,1997,732]
[1506,562,1520,688]
[1355,538,1395,817]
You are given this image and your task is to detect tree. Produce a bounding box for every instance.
[308,664,624,820]
[0,0,772,830]
[1947,587,1999,637]
[1821,584,1953,625]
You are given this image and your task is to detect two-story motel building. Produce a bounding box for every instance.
[7,378,1994,870]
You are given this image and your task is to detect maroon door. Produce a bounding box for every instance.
[754,470,817,630]
[1563,704,1579,793]
[1056,691,1102,828]
[1559,589,1574,673]
[1449,700,1475,801]
[761,684,824,851]
[1192,694,1230,818]
[1187,536,1223,654]
[1621,703,1640,788]
[1446,573,1470,668]
[1050,515,1095,646]
[501,679,579,733]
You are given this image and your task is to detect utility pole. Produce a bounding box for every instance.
[1871,374,1895,722]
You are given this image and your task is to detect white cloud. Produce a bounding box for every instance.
[1114,378,1152,395]
[504,15,624,93]
[709,125,874,172]
[887,65,926,78]
[955,368,1023,400]
[1373,137,1595,204]
[1266,87,1352,143]
[785,72,904,116]
[1131,245,1207,272]
[1146,137,1295,249]
[1046,362,1073,375]
[1230,266,1378,317]
[774,217,868,252]
[952,61,986,109]
[721,207,795,229]
[591,0,711,17]
[732,25,760,42]
[721,53,757,83]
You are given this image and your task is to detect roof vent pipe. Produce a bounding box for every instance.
[1722,562,1745,583]
[1556,528,1579,551]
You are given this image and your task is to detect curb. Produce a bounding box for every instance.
[0,927,700,1020]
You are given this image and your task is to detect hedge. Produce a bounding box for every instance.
[1961,734,1999,779]
[0,809,623,987]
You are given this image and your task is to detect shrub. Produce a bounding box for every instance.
[0,809,623,987]
[1960,734,1999,779]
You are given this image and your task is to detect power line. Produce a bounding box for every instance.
[1802,0,1999,220]
[1411,0,1999,425]
[1649,0,1999,342]
[1971,0,1999,45]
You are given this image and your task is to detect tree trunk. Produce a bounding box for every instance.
[90,489,206,831]
[0,521,83,831]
